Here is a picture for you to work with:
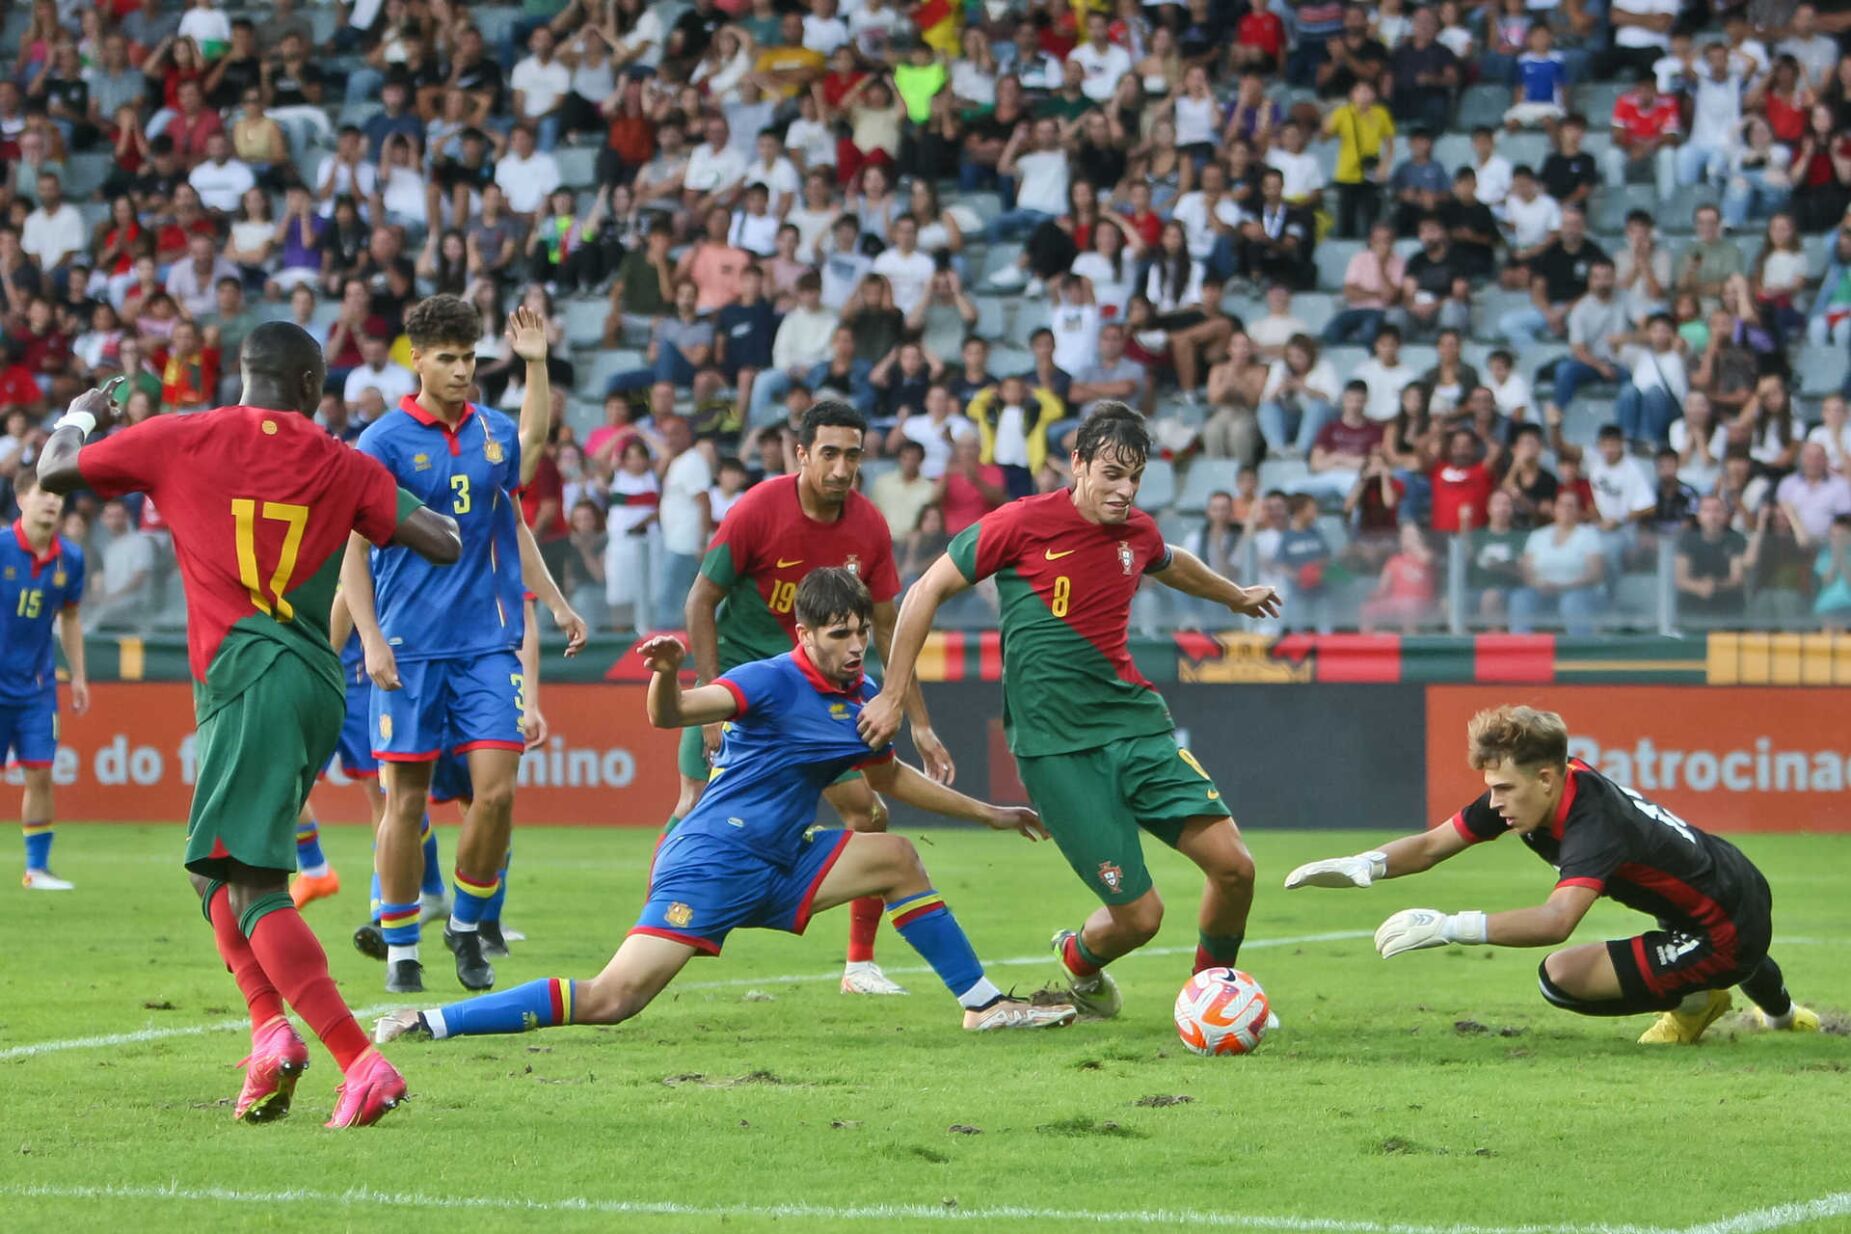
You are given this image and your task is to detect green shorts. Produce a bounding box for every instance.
[185,651,341,880]
[679,722,862,788]
[1015,732,1232,905]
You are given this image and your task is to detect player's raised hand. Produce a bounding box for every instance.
[523,704,549,750]
[984,804,1048,842]
[61,376,127,434]
[363,635,401,691]
[1229,583,1282,621]
[506,305,550,364]
[911,723,956,785]
[1284,851,1387,890]
[550,601,589,657]
[856,689,904,750]
[637,634,687,674]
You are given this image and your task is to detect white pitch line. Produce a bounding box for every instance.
[0,1181,1684,1234]
[1676,1194,1851,1234]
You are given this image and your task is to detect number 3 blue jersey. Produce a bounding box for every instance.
[357,397,524,662]
[679,649,895,867]
[0,525,85,704]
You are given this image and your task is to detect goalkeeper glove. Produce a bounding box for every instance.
[1283,851,1389,890]
[1374,908,1489,958]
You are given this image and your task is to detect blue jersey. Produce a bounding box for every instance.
[1517,52,1567,106]
[681,649,895,866]
[357,396,524,661]
[0,524,85,704]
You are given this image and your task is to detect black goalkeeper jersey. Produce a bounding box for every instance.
[1448,760,1765,936]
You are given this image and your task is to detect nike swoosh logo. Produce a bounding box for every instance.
[776,558,803,568]
[1044,549,1076,560]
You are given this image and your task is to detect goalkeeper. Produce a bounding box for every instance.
[1284,705,1819,1046]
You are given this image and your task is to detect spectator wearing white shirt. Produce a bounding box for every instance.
[493,123,561,218]
[1350,323,1417,423]
[21,172,86,271]
[342,332,417,408]
[88,500,155,631]
[654,417,714,630]
[511,26,573,151]
[1470,126,1514,214]
[683,114,748,213]
[1501,167,1562,282]
[802,0,851,56]
[892,384,977,479]
[1807,394,1851,474]
[744,131,801,216]
[1483,349,1533,421]
[984,118,1070,248]
[1778,4,1839,91]
[1510,490,1606,634]
[1265,120,1325,208]
[1069,12,1132,103]
[187,133,256,215]
[177,0,232,54]
[1617,313,1687,448]
[1676,44,1743,189]
[749,271,836,427]
[1598,0,1678,81]
[164,232,240,320]
[1580,424,1657,584]
[1169,163,1244,263]
[728,183,781,257]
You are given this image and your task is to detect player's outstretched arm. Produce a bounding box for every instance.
[640,635,741,729]
[1148,544,1281,621]
[1375,884,1598,958]
[507,305,552,488]
[1284,819,1472,889]
[392,507,463,564]
[858,554,971,750]
[37,380,125,495]
[872,598,954,784]
[861,758,1047,841]
[515,509,587,655]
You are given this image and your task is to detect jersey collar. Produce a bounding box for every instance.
[1550,760,1585,840]
[398,394,476,454]
[10,520,60,574]
[792,644,862,697]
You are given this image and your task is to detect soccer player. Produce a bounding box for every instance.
[679,399,952,996]
[1284,705,1822,1044]
[36,329,462,1128]
[373,568,1075,1046]
[342,295,586,996]
[1,470,88,890]
[858,404,1282,1019]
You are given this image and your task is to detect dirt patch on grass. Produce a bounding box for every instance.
[1036,1115,1145,1138]
[1133,1094,1194,1108]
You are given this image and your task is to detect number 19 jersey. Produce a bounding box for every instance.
[948,490,1175,758]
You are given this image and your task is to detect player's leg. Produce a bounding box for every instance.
[802,829,1075,1030]
[823,773,905,995]
[371,659,444,992]
[289,803,341,908]
[445,649,527,989]
[20,764,70,889]
[1170,814,1257,974]
[192,867,301,1122]
[1539,937,1734,1045]
[1737,955,1820,1031]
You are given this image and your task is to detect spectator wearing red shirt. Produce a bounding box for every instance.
[165,79,223,166]
[157,319,220,412]
[1235,7,1287,73]
[1301,381,1385,500]
[521,419,572,582]
[13,296,73,403]
[1604,78,1679,201]
[0,341,47,416]
[939,434,1007,534]
[1430,428,1499,533]
[817,46,867,110]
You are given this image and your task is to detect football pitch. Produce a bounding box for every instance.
[2,824,1848,1234]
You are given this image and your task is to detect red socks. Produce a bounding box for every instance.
[245,903,371,1071]
[1062,932,1103,979]
[207,886,285,1032]
[847,896,882,963]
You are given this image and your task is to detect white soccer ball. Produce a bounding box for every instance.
[1173,967,1271,1056]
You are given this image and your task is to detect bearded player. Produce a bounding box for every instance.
[374,568,1073,1048]
[37,330,461,1128]
[1285,705,1821,1045]
[676,400,951,996]
[1,470,88,890]
[342,296,586,996]
[859,404,1281,1019]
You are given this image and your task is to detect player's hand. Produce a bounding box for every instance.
[551,602,589,657]
[506,304,549,364]
[637,634,686,674]
[69,677,90,715]
[1230,584,1281,621]
[1284,851,1387,890]
[856,689,904,750]
[701,722,724,760]
[1374,908,1487,958]
[64,376,126,433]
[984,804,1047,841]
[911,723,955,785]
[363,636,401,691]
[523,705,549,750]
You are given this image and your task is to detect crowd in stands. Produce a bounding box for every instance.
[2,0,1851,638]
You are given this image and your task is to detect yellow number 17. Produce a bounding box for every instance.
[233,499,310,620]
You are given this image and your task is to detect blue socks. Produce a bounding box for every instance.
[886,890,998,1009]
[482,848,511,922]
[419,815,445,896]
[23,821,52,871]
[295,816,328,876]
[425,978,574,1038]
[450,868,499,931]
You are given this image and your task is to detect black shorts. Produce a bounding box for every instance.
[1609,868,1773,1003]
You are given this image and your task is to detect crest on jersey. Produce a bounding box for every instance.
[666,902,694,927]
[484,439,504,464]
[843,554,860,576]
[412,452,431,471]
[1097,862,1123,892]
[829,702,849,720]
[379,714,393,741]
[3,566,14,579]
[53,570,66,587]
[1117,540,1134,575]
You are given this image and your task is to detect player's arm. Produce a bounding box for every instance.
[640,634,739,728]
[1374,882,1599,958]
[870,597,953,783]
[514,509,588,655]
[1284,820,1472,889]
[520,596,547,748]
[340,532,400,690]
[329,588,354,650]
[56,602,89,715]
[857,553,970,748]
[861,757,1046,840]
[684,571,726,686]
[1149,543,1281,620]
[507,305,552,488]
[36,381,124,495]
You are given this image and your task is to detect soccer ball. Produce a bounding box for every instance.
[1174,967,1270,1056]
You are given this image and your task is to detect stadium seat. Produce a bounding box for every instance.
[1176,458,1241,511]
[556,146,599,189]
[1457,85,1511,131]
[1314,241,1362,293]
[1290,294,1334,336]
[585,350,647,392]
[1136,458,1177,510]
[1799,346,1849,397]
[1007,299,1051,347]
[989,345,1032,376]
[978,243,1023,285]
[1613,573,1663,629]
[1256,457,1308,494]
[563,299,606,348]
[65,153,112,200]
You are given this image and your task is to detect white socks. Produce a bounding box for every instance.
[387,944,419,964]
[956,977,1004,1010]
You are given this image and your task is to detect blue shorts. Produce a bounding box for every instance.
[429,749,474,805]
[324,678,379,779]
[371,650,525,762]
[0,692,56,768]
[632,827,853,956]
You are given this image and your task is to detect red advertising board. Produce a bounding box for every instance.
[1426,686,1851,833]
[4,683,680,826]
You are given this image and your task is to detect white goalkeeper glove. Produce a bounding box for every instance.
[1374,908,1489,958]
[1283,851,1388,890]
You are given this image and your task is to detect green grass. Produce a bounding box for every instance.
[2,824,1848,1234]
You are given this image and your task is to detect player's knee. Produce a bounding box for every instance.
[471,777,516,820]
[575,974,646,1025]
[1538,953,1587,1009]
[1113,892,1164,944]
[1214,842,1256,891]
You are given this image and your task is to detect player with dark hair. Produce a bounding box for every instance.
[342,295,587,996]
[35,322,463,1127]
[1,469,88,890]
[373,568,1074,1046]
[1285,704,1821,1044]
[859,403,1282,1019]
[675,398,951,997]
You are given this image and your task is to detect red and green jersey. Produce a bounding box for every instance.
[948,490,1175,757]
[78,407,416,714]
[700,475,900,672]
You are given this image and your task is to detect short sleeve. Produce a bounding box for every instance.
[77,415,186,499]
[857,504,901,604]
[700,492,757,587]
[1449,791,1510,845]
[1136,513,1172,574]
[62,543,86,608]
[713,657,788,719]
[947,505,1019,584]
